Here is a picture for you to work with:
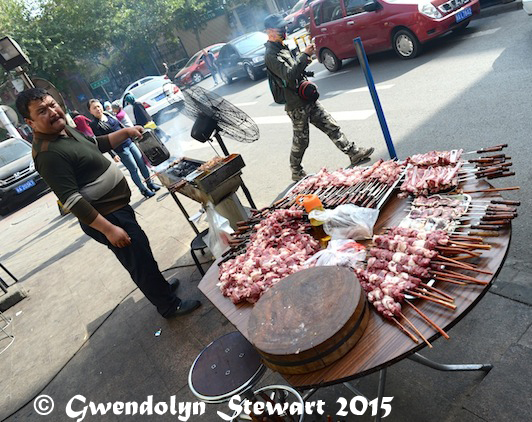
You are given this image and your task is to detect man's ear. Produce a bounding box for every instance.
[25,118,35,130]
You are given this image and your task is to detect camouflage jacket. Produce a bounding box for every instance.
[264,41,311,111]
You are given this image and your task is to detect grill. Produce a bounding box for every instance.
[156,154,248,228]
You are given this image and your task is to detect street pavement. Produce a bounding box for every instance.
[1,6,531,421]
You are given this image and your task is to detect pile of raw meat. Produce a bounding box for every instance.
[291,159,405,193]
[400,162,462,197]
[218,209,320,304]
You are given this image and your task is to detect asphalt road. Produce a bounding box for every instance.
[159,9,532,268]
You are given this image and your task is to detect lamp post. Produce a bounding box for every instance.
[0,36,35,89]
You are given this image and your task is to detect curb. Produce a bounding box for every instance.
[480,0,523,18]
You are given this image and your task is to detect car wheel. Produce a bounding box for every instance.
[452,20,470,34]
[392,29,421,59]
[191,72,203,84]
[245,64,258,81]
[321,48,342,72]
[298,17,307,29]
[221,71,233,85]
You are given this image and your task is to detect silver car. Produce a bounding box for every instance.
[120,76,185,123]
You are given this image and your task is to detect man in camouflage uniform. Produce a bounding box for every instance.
[264,14,374,182]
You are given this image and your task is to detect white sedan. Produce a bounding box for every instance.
[120,76,184,123]
[524,0,532,15]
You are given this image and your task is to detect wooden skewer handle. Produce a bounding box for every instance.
[463,187,520,193]
[478,145,506,153]
[471,224,503,231]
[491,199,520,206]
[487,171,515,180]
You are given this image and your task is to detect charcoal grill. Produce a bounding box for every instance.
[156,154,249,229]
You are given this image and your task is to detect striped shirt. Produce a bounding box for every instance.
[32,127,131,225]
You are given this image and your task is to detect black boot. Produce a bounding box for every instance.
[141,188,155,198]
[147,182,161,192]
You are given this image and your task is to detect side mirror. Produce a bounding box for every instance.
[363,1,380,12]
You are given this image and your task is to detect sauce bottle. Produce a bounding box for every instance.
[296,194,331,247]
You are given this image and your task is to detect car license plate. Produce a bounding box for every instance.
[455,7,472,23]
[15,179,36,194]
[154,93,166,101]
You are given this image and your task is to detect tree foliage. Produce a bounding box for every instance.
[0,0,267,91]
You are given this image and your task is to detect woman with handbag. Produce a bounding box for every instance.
[88,99,160,198]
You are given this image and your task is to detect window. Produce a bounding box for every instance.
[345,0,367,16]
[314,0,343,25]
[0,140,31,167]
[232,32,268,55]
[291,0,305,13]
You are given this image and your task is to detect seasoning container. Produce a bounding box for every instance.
[296,194,331,247]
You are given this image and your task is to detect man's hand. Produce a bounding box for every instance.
[113,155,121,163]
[104,225,132,248]
[304,44,315,57]
[127,125,144,140]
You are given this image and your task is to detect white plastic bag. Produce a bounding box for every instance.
[309,204,379,240]
[305,239,366,269]
[203,203,234,258]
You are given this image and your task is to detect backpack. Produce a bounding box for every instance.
[266,68,286,105]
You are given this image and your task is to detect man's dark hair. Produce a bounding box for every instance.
[86,98,100,112]
[15,88,50,119]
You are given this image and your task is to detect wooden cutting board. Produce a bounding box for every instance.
[248,266,368,374]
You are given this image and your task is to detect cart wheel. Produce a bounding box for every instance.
[230,385,305,422]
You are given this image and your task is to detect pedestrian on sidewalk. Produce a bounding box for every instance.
[202,49,219,86]
[111,100,133,128]
[123,93,171,143]
[263,14,374,182]
[16,88,201,318]
[87,99,160,199]
[71,111,94,137]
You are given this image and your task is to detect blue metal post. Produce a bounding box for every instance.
[353,37,398,160]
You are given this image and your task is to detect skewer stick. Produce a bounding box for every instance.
[399,312,432,348]
[432,259,480,272]
[462,187,520,194]
[436,255,478,269]
[447,269,490,284]
[420,282,455,301]
[405,290,457,310]
[414,287,453,303]
[405,301,450,339]
[449,235,485,243]
[433,276,467,285]
[392,317,419,343]
[449,241,491,250]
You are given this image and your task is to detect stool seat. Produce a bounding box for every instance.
[189,332,265,403]
[191,229,209,276]
[192,229,208,250]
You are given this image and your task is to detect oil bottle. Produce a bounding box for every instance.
[296,194,331,248]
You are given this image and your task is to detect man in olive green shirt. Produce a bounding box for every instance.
[16,88,200,318]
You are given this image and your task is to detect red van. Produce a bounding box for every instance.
[309,0,481,71]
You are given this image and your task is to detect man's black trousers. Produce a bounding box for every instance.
[80,205,179,317]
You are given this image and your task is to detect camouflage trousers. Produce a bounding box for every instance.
[286,100,355,173]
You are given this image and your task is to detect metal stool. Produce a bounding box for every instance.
[191,229,209,276]
[189,332,304,421]
[0,311,15,355]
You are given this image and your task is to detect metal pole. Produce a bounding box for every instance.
[101,85,111,102]
[0,106,20,139]
[353,38,397,160]
[0,263,18,283]
[15,66,35,89]
[408,352,493,372]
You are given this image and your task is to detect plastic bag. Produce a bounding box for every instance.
[309,204,379,240]
[203,203,234,258]
[305,239,366,269]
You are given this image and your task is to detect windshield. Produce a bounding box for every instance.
[0,140,31,167]
[129,78,166,98]
[233,33,267,55]
[185,52,202,68]
[291,0,305,13]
